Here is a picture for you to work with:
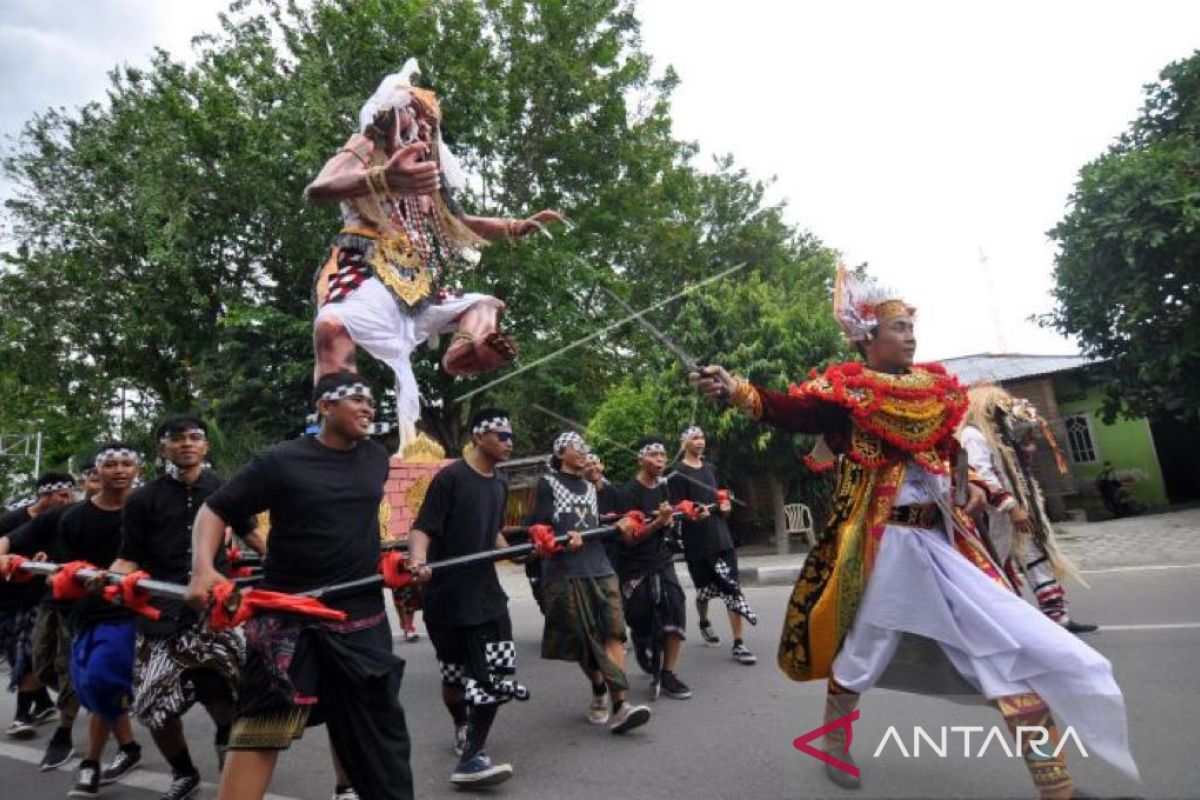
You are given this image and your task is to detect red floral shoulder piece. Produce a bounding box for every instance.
[790,361,967,472]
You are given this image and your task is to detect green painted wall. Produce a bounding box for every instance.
[1054,375,1168,510]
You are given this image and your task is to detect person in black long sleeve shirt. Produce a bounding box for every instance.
[668,426,758,665]
[0,473,74,738]
[524,431,651,735]
[615,438,693,700]
[407,408,527,787]
[185,372,412,800]
[109,414,258,798]
[1,467,100,770]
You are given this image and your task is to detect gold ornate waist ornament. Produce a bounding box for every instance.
[369,227,433,307]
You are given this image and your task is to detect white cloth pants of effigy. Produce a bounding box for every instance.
[314,276,489,424]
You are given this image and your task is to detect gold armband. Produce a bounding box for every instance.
[729,377,763,419]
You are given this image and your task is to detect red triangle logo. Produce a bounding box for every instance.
[793,709,861,778]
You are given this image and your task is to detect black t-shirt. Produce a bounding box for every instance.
[120,471,252,632]
[7,503,78,610]
[668,461,734,558]
[615,478,673,578]
[57,500,132,629]
[414,459,509,627]
[6,503,74,563]
[205,437,390,618]
[595,479,624,567]
[0,507,38,610]
[524,471,614,583]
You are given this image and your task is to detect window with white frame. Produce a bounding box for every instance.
[1063,413,1099,464]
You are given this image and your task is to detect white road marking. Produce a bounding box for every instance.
[1092,623,1200,632]
[1080,563,1200,574]
[0,741,300,800]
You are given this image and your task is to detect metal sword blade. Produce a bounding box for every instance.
[601,287,699,371]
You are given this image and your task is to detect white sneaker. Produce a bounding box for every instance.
[587,691,610,725]
[609,703,651,734]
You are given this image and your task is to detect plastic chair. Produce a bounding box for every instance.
[783,503,815,548]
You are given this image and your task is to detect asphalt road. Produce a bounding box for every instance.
[2,565,1197,799]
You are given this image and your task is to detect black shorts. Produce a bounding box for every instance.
[425,613,527,706]
[425,613,513,668]
[685,547,740,591]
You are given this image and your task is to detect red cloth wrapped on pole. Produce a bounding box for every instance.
[528,524,562,558]
[0,554,35,584]
[51,561,95,601]
[207,581,348,631]
[103,571,162,620]
[716,489,730,507]
[379,551,413,590]
[621,509,648,541]
[226,546,256,579]
[674,499,700,521]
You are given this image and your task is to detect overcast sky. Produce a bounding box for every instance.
[3,0,1198,360]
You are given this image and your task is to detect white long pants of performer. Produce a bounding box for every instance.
[314,276,489,423]
[831,469,1139,781]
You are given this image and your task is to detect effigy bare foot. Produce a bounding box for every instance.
[441,331,517,376]
[483,331,518,363]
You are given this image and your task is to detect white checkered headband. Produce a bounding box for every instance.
[319,382,373,404]
[680,426,704,443]
[94,448,142,468]
[473,416,511,435]
[37,481,74,495]
[638,442,667,458]
[552,431,589,455]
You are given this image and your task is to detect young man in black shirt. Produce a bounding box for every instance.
[110,415,259,800]
[407,408,527,787]
[186,371,412,800]
[59,444,145,797]
[2,466,102,770]
[0,473,74,738]
[526,432,651,734]
[616,438,692,700]
[668,426,758,665]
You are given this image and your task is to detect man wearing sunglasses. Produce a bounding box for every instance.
[406,408,526,787]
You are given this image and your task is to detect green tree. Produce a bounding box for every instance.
[1046,52,1200,423]
[1,0,844,494]
[588,165,847,538]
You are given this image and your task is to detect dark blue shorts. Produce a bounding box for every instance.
[70,620,136,723]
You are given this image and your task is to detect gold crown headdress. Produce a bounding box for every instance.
[833,263,915,343]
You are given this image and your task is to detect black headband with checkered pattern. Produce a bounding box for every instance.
[680,425,704,443]
[37,481,74,495]
[319,382,373,404]
[638,442,667,457]
[553,431,587,455]
[472,416,511,435]
[94,448,142,467]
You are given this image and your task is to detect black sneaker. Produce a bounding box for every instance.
[160,771,201,800]
[1064,619,1099,634]
[659,671,693,700]
[6,715,36,740]
[99,745,141,784]
[698,619,721,647]
[450,752,513,787]
[67,761,100,797]
[40,730,74,771]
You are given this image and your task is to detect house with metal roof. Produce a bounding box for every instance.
[940,353,1196,519]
